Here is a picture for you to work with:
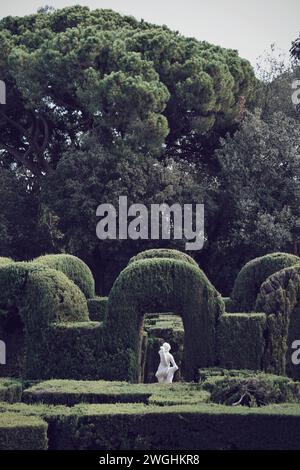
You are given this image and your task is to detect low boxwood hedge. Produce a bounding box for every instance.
[0,413,48,450]
[22,380,209,407]
[2,392,300,449]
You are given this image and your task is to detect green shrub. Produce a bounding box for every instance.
[203,374,300,407]
[216,313,266,370]
[231,252,300,312]
[0,378,22,403]
[87,297,108,321]
[0,413,48,450]
[129,249,199,267]
[35,254,95,298]
[0,262,89,379]
[106,258,224,381]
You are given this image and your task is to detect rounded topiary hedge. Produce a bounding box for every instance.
[0,262,89,378]
[34,254,95,298]
[231,253,300,312]
[128,249,198,268]
[106,258,224,381]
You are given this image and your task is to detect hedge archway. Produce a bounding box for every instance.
[258,265,300,377]
[105,258,224,381]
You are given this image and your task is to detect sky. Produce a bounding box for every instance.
[0,0,299,67]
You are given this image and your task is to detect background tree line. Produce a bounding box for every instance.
[0,5,299,294]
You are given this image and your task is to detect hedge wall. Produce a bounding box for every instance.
[0,413,48,450]
[129,248,198,267]
[0,262,89,379]
[87,297,108,322]
[216,313,266,370]
[106,258,224,381]
[231,253,300,312]
[35,254,95,298]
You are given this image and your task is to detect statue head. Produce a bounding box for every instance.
[162,342,171,352]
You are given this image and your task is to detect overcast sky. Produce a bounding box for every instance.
[0,0,299,66]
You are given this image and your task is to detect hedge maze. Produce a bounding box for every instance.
[1,249,300,449]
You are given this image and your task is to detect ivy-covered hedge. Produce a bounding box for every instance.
[87,297,108,321]
[0,262,89,379]
[35,254,95,298]
[216,313,266,370]
[106,258,224,381]
[231,253,300,312]
[0,413,48,450]
[129,248,198,267]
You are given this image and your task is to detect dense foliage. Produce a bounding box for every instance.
[35,253,95,298]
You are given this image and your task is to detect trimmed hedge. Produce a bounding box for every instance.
[23,380,152,406]
[258,265,300,377]
[35,254,95,298]
[87,297,108,322]
[25,403,300,450]
[0,257,14,266]
[0,413,48,450]
[0,378,22,403]
[231,252,300,312]
[3,399,300,449]
[216,313,266,370]
[129,248,198,267]
[0,262,89,379]
[106,258,224,381]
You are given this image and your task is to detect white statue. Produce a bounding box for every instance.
[155,342,178,383]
